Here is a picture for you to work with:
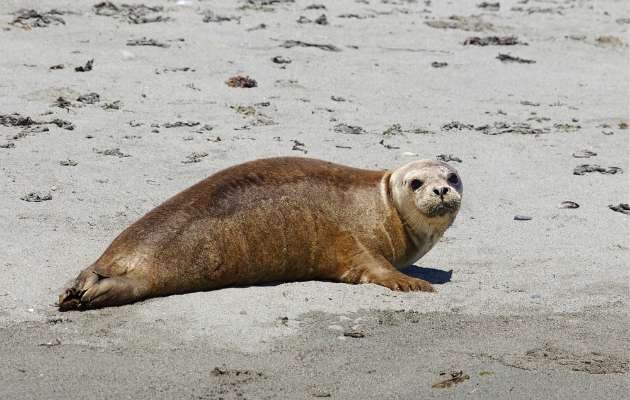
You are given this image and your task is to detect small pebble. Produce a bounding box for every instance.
[559,201,579,209]
[514,215,532,221]
[572,149,597,158]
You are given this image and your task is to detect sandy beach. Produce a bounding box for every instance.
[0,0,628,398]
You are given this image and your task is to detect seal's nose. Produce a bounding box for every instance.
[433,187,449,197]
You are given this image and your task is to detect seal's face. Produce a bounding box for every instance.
[390,160,463,236]
[405,162,462,218]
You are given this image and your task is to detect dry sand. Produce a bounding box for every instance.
[0,0,628,398]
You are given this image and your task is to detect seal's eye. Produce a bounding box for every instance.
[409,179,423,191]
[447,174,459,185]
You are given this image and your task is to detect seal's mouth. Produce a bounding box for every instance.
[424,200,459,218]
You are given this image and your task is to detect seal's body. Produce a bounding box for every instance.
[58,157,462,310]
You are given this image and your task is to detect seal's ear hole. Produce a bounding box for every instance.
[409,179,423,192]
[447,173,459,185]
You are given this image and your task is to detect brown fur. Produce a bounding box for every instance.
[58,157,462,311]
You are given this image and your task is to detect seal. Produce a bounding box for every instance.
[58,157,462,311]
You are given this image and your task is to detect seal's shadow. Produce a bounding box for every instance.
[400,266,452,284]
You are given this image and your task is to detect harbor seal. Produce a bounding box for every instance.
[58,157,462,311]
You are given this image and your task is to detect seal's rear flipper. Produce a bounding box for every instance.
[57,266,101,311]
[78,276,148,309]
[57,288,83,311]
[57,268,148,311]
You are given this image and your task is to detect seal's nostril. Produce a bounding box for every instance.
[434,187,448,196]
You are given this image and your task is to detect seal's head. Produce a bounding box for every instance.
[389,160,463,237]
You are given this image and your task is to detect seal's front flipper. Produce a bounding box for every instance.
[337,252,435,293]
[367,269,436,292]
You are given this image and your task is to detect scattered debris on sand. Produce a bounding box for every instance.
[0,113,39,127]
[280,40,341,52]
[432,371,470,389]
[77,92,100,104]
[343,330,365,338]
[297,14,329,25]
[379,139,399,149]
[291,139,307,153]
[608,203,630,215]
[93,148,130,158]
[11,9,65,29]
[102,101,122,110]
[53,97,72,109]
[59,160,78,166]
[1,112,75,134]
[338,13,374,20]
[334,123,365,135]
[476,122,543,135]
[477,2,500,10]
[553,122,581,132]
[595,36,626,47]
[21,192,52,202]
[437,154,462,163]
[314,14,329,25]
[559,201,579,209]
[126,37,169,47]
[331,95,346,102]
[202,10,239,23]
[22,125,49,135]
[441,121,474,131]
[156,67,195,74]
[210,366,265,379]
[499,344,629,374]
[38,338,62,347]
[272,56,292,64]
[182,152,208,164]
[425,15,494,32]
[572,149,597,158]
[520,100,540,106]
[231,104,275,127]
[305,4,326,10]
[49,118,74,130]
[232,105,257,117]
[226,75,258,88]
[573,165,622,176]
[408,127,436,134]
[93,2,170,24]
[163,121,200,128]
[464,36,524,46]
[246,23,267,31]
[511,6,564,15]
[49,64,64,70]
[497,53,535,63]
[74,59,94,72]
[382,124,403,136]
[240,0,296,11]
